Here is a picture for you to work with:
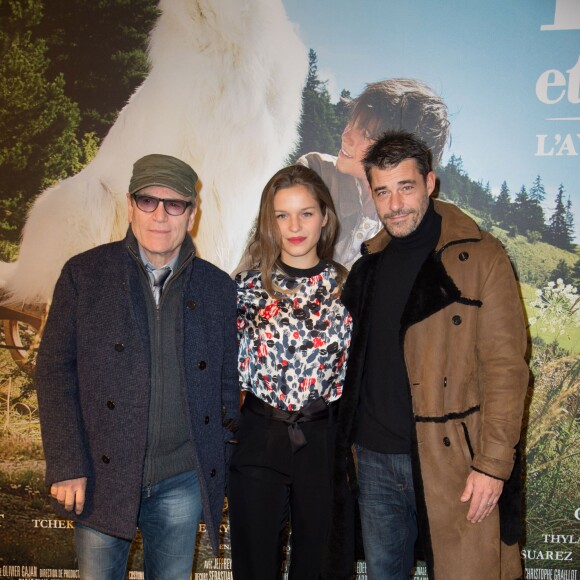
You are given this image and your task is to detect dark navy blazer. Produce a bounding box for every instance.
[36,232,239,553]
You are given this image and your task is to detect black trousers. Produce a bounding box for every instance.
[228,396,337,580]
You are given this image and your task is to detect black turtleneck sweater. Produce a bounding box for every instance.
[354,200,441,454]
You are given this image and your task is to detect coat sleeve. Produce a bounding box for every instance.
[472,244,529,480]
[340,254,372,320]
[36,261,92,486]
[221,276,240,440]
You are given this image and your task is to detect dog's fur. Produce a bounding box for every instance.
[0,0,307,304]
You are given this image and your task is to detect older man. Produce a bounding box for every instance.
[36,154,239,579]
[327,131,528,579]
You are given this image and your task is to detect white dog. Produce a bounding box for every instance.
[0,0,307,305]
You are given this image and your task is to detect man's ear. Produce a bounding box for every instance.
[187,206,197,231]
[426,171,437,196]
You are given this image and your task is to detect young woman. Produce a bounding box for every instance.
[228,165,352,580]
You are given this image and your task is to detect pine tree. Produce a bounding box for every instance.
[291,49,340,160]
[547,184,570,250]
[529,174,547,202]
[437,155,465,204]
[526,198,547,240]
[512,184,546,238]
[565,196,575,248]
[512,186,529,235]
[492,181,512,228]
[469,179,494,215]
[0,0,82,240]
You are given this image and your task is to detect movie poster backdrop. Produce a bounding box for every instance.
[0,1,578,578]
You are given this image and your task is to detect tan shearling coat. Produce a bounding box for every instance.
[327,200,529,580]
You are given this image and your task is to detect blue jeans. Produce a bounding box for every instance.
[75,469,202,580]
[355,445,417,580]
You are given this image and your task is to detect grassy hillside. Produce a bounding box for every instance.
[448,201,578,286]
[492,227,578,286]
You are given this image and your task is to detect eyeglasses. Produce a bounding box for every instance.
[131,193,192,216]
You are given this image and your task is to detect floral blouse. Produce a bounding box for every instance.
[236,261,352,411]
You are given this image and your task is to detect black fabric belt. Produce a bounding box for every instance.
[244,392,338,453]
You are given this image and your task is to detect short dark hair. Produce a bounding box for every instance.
[363,130,433,184]
[345,79,449,164]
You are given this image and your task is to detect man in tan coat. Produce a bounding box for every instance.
[326,131,528,579]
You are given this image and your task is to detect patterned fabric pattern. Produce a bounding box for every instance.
[236,264,352,410]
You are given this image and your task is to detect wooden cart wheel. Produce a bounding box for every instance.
[0,306,43,366]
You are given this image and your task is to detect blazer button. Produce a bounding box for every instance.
[102,455,110,464]
[205,416,210,424]
[186,300,197,310]
[198,361,207,370]
[114,342,124,352]
[443,377,448,387]
[210,468,216,477]
[458,251,469,261]
[443,437,451,447]
[452,315,462,325]
[107,400,115,410]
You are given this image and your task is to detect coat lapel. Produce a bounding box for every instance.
[400,252,461,334]
[124,251,150,351]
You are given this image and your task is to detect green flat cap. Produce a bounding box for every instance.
[129,154,198,199]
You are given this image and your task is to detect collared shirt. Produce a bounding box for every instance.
[138,246,179,291]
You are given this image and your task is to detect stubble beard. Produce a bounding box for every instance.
[380,209,419,238]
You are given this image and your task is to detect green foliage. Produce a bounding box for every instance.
[550,259,570,282]
[529,174,546,203]
[491,180,512,227]
[565,197,574,247]
[438,155,494,216]
[0,239,19,261]
[524,352,579,551]
[513,185,546,238]
[38,0,159,137]
[494,226,577,287]
[0,0,83,240]
[80,131,101,166]
[437,157,575,250]
[526,230,543,244]
[571,258,580,287]
[480,216,494,232]
[547,184,574,251]
[291,49,343,160]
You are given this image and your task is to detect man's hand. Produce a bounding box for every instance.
[50,477,87,515]
[460,470,503,523]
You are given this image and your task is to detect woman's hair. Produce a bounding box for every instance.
[244,164,347,296]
